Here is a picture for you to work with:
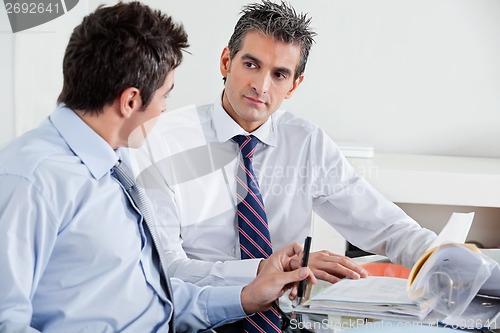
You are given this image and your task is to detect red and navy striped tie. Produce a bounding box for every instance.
[232,135,281,333]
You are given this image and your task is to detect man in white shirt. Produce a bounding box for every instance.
[142,0,436,290]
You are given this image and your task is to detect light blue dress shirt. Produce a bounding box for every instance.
[0,105,245,333]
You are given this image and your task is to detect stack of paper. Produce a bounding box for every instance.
[306,276,432,320]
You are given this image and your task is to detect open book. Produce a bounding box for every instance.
[296,212,500,328]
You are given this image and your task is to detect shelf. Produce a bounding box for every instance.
[347,153,500,208]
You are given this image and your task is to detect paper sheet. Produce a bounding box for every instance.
[307,276,431,320]
[428,212,474,250]
[311,276,412,305]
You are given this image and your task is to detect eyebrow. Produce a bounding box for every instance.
[240,53,293,77]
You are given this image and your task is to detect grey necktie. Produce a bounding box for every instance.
[112,161,176,332]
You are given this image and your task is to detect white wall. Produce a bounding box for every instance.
[298,0,500,158]
[141,0,500,158]
[1,1,90,140]
[2,0,500,158]
[0,7,14,147]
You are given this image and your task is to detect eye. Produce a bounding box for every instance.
[244,61,257,69]
[274,72,287,80]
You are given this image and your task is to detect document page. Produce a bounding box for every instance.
[428,212,474,250]
[307,276,431,319]
[311,276,411,304]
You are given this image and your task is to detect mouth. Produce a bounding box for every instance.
[244,95,265,105]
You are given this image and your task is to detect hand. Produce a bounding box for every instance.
[240,242,316,315]
[291,250,368,284]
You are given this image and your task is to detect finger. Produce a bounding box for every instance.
[277,267,315,289]
[276,243,304,271]
[312,262,363,283]
[312,253,368,277]
[281,242,303,258]
[307,258,367,284]
[289,268,317,300]
[316,262,363,280]
[329,259,368,279]
[289,248,320,270]
[312,269,343,284]
[289,256,302,270]
[289,284,298,300]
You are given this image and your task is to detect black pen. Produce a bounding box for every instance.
[297,236,312,305]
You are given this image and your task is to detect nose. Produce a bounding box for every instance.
[251,72,271,95]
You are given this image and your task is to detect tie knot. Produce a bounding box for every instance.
[112,162,135,191]
[232,135,259,159]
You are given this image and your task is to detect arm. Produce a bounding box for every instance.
[171,278,246,332]
[0,175,57,332]
[315,175,437,268]
[310,129,437,271]
[172,242,315,332]
[147,186,261,286]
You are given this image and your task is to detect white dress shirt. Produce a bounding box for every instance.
[137,98,437,287]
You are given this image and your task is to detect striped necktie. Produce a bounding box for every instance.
[232,135,281,333]
[112,161,176,333]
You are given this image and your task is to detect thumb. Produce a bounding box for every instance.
[280,267,311,286]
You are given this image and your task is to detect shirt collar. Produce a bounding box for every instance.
[50,104,119,180]
[213,91,277,147]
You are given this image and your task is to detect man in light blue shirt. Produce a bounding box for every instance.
[0,2,314,332]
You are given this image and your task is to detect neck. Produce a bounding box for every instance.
[74,105,124,149]
[221,90,263,133]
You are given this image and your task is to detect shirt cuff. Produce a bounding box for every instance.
[212,258,261,286]
[206,285,247,326]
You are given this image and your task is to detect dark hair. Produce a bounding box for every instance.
[227,0,316,80]
[58,1,189,113]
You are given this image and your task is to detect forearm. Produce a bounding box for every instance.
[314,175,437,268]
[171,278,246,332]
[374,221,437,268]
[166,255,261,286]
[340,178,437,267]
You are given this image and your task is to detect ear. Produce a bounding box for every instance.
[285,75,305,99]
[220,47,231,77]
[119,87,142,119]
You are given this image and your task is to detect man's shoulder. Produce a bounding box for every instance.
[273,109,322,134]
[0,121,73,181]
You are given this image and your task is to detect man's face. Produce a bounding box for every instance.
[220,31,304,132]
[126,70,175,147]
